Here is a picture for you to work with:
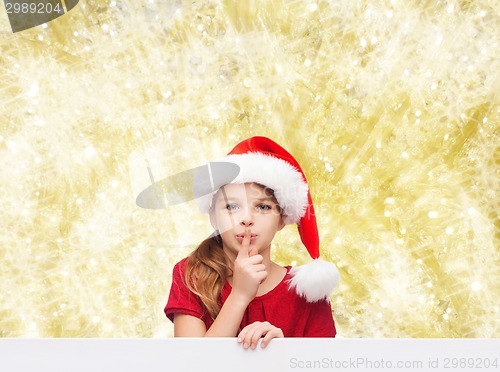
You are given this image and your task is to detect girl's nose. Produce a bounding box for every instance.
[239,207,254,226]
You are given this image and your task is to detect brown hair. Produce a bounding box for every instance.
[183,234,230,320]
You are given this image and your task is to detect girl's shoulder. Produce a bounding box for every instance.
[174,256,190,268]
[171,257,191,278]
[172,256,204,285]
[174,257,189,270]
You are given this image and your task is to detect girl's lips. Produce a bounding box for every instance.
[236,234,257,244]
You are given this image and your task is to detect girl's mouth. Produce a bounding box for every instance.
[236,233,257,244]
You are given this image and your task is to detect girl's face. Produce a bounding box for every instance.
[210,183,285,258]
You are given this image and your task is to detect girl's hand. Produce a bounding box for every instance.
[237,321,284,349]
[231,227,267,304]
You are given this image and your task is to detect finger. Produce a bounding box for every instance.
[242,326,260,350]
[261,328,283,349]
[244,227,257,257]
[250,327,265,350]
[251,264,266,272]
[248,243,258,257]
[238,323,258,349]
[254,270,268,284]
[242,322,267,350]
[237,324,252,346]
[242,330,254,349]
[237,227,251,258]
[248,255,264,265]
[237,331,246,345]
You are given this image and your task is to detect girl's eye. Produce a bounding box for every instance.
[257,204,272,211]
[226,204,238,211]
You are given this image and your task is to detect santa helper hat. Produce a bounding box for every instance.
[196,136,340,302]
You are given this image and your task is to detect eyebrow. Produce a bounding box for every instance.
[217,194,243,203]
[255,197,276,202]
[217,195,276,203]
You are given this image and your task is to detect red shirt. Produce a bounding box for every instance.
[165,258,336,337]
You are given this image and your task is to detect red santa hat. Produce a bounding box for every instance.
[195,136,339,302]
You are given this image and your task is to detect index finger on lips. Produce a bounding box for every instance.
[237,227,251,258]
[246,229,259,257]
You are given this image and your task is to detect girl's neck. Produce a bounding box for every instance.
[255,262,287,297]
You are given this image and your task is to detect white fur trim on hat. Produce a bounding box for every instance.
[288,259,340,302]
[195,152,309,225]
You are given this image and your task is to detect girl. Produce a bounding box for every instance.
[164,136,339,349]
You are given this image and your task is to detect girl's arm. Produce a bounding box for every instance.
[173,292,248,337]
[173,314,206,336]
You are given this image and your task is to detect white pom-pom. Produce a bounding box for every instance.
[288,259,340,302]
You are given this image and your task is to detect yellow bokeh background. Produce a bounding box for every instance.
[0,0,498,337]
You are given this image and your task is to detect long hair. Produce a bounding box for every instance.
[183,234,230,321]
